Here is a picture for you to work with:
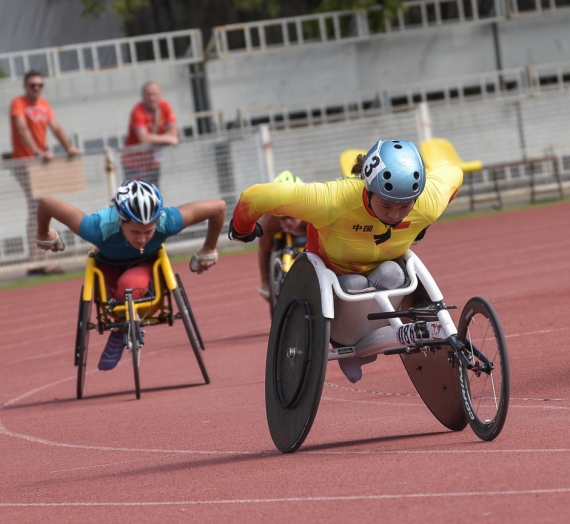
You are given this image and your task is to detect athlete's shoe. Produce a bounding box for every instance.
[338,355,378,383]
[98,331,124,371]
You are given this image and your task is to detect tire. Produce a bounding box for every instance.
[269,250,285,317]
[127,292,141,400]
[75,287,92,400]
[175,274,204,350]
[266,253,329,453]
[456,297,510,441]
[173,286,210,384]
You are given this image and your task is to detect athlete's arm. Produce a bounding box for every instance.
[36,197,85,241]
[232,180,347,235]
[416,165,463,222]
[178,199,226,252]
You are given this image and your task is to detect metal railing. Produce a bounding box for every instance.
[208,0,504,57]
[207,0,570,57]
[0,29,203,81]
[55,58,570,153]
[234,60,570,130]
[506,0,570,16]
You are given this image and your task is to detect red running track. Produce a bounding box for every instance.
[1,202,570,523]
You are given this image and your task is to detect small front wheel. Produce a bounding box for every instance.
[126,292,141,400]
[456,297,510,441]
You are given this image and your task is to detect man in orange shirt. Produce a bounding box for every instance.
[121,81,179,189]
[10,69,79,275]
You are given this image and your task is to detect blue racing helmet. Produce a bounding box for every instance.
[362,140,426,202]
[114,179,163,224]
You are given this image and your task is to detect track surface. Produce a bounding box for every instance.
[1,202,570,523]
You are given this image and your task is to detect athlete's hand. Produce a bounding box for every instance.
[189,248,218,274]
[35,229,65,252]
[228,219,263,243]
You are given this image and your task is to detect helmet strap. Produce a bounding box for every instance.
[367,190,403,229]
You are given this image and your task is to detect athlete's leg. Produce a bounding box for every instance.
[97,262,153,370]
[367,260,405,290]
[113,263,154,300]
[338,274,369,292]
[337,260,404,383]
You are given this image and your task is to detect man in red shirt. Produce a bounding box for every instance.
[121,81,179,189]
[10,69,79,275]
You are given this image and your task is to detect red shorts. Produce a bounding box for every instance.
[99,262,154,301]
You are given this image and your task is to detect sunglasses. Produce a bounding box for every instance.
[27,83,44,89]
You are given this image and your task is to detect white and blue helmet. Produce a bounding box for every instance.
[114,179,163,224]
[362,140,426,202]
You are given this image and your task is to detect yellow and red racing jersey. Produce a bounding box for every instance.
[232,165,463,275]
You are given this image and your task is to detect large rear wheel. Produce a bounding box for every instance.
[456,297,510,441]
[175,274,204,350]
[173,283,210,384]
[75,287,92,400]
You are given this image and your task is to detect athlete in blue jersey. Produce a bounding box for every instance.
[35,179,225,370]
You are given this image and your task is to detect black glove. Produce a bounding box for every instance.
[228,219,264,243]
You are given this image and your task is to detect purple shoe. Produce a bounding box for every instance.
[98,331,124,371]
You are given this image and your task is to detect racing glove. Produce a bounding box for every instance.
[228,219,263,243]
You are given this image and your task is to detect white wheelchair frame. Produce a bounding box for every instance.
[306,250,457,360]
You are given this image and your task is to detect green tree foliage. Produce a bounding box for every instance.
[77,0,405,25]
[79,0,150,20]
[232,0,282,17]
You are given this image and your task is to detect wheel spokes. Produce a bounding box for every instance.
[465,314,502,423]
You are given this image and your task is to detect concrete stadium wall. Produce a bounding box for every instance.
[206,10,570,122]
[500,11,570,69]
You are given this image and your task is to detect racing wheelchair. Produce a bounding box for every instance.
[265,251,510,453]
[268,230,306,315]
[75,245,209,400]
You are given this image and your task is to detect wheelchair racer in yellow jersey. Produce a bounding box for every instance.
[229,139,462,382]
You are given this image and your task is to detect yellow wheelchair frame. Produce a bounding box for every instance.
[74,245,209,400]
[268,231,306,316]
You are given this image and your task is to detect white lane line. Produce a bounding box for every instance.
[324,383,570,404]
[324,382,419,398]
[5,349,71,366]
[0,421,261,455]
[1,487,570,506]
[51,458,159,474]
[3,413,570,457]
[1,319,72,342]
[322,395,570,411]
[0,372,262,456]
[1,375,77,407]
[505,327,570,339]
[303,448,570,456]
[321,396,424,408]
